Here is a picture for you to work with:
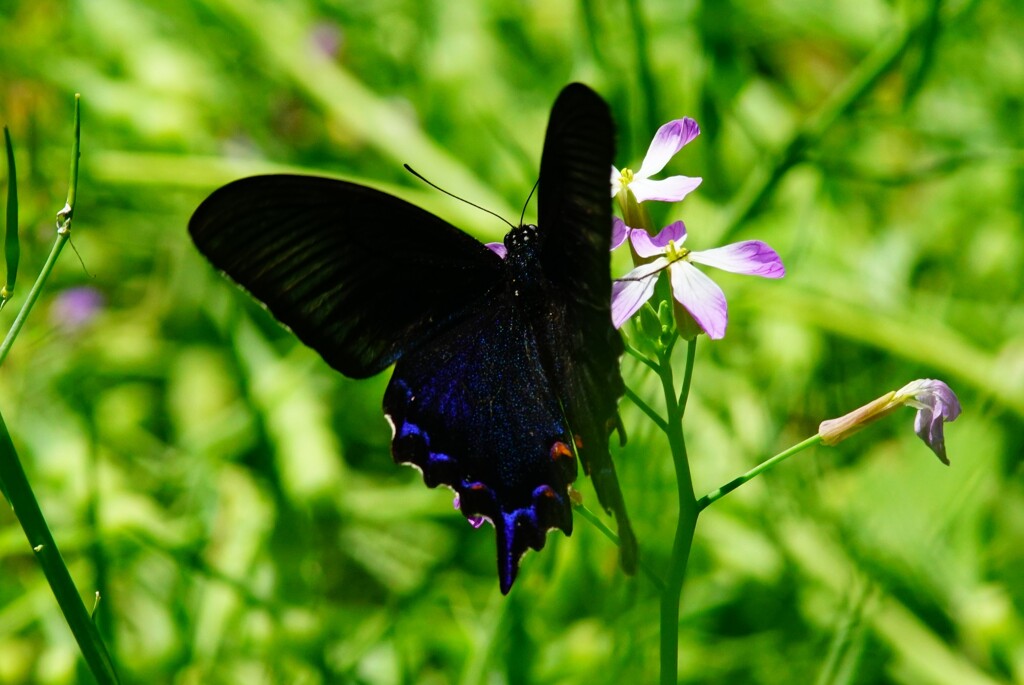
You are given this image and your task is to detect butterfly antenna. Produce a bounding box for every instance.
[404,164,515,229]
[519,179,539,228]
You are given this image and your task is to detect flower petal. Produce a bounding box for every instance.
[485,242,507,259]
[648,221,687,249]
[611,259,667,328]
[668,261,728,339]
[913,406,950,465]
[628,228,666,259]
[636,118,701,179]
[689,240,785,278]
[610,166,622,198]
[611,217,630,251]
[898,379,962,464]
[629,175,703,203]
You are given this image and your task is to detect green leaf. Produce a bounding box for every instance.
[1,126,18,307]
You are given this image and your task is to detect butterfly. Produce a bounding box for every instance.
[189,83,636,593]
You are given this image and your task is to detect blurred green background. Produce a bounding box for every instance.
[1,0,1022,683]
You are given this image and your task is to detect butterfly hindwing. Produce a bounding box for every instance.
[189,175,503,378]
[383,282,577,594]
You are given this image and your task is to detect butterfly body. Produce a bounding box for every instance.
[189,84,635,593]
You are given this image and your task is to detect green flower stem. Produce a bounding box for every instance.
[624,386,668,433]
[0,95,79,368]
[659,338,699,685]
[0,411,120,684]
[624,341,660,374]
[697,434,824,511]
[574,503,666,592]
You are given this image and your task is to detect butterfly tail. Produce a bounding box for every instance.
[494,490,573,594]
[589,450,638,575]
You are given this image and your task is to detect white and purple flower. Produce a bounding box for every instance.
[819,379,962,464]
[611,219,785,338]
[611,118,702,204]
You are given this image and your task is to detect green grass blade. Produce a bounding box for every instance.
[0,410,121,684]
[1,126,18,308]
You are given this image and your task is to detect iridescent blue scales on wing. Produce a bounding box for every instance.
[383,282,577,593]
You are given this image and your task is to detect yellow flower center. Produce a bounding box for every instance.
[664,239,690,263]
[619,168,635,187]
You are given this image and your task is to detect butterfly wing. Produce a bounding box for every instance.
[537,84,637,573]
[383,283,577,594]
[189,175,503,378]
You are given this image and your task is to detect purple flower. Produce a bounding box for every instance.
[818,379,962,464]
[49,286,104,331]
[309,22,343,58]
[611,220,784,337]
[611,118,703,203]
[902,379,962,464]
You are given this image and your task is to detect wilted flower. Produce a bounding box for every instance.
[818,379,962,464]
[611,221,784,337]
[611,118,703,204]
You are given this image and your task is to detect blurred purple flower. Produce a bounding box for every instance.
[309,22,344,59]
[49,286,104,330]
[611,221,784,337]
[819,379,962,464]
[611,118,702,203]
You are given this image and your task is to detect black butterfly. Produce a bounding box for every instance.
[189,83,636,593]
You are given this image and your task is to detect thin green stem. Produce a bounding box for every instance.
[0,234,69,365]
[575,503,665,592]
[697,434,824,511]
[0,412,120,684]
[718,12,936,243]
[624,341,660,374]
[624,0,658,138]
[63,94,81,222]
[624,386,668,433]
[659,338,699,685]
[0,95,79,367]
[677,338,696,416]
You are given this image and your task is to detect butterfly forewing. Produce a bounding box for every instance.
[537,84,637,573]
[189,175,503,378]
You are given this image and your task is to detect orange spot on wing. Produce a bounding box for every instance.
[573,434,584,450]
[550,441,574,461]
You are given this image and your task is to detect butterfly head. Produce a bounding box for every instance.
[502,224,545,294]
